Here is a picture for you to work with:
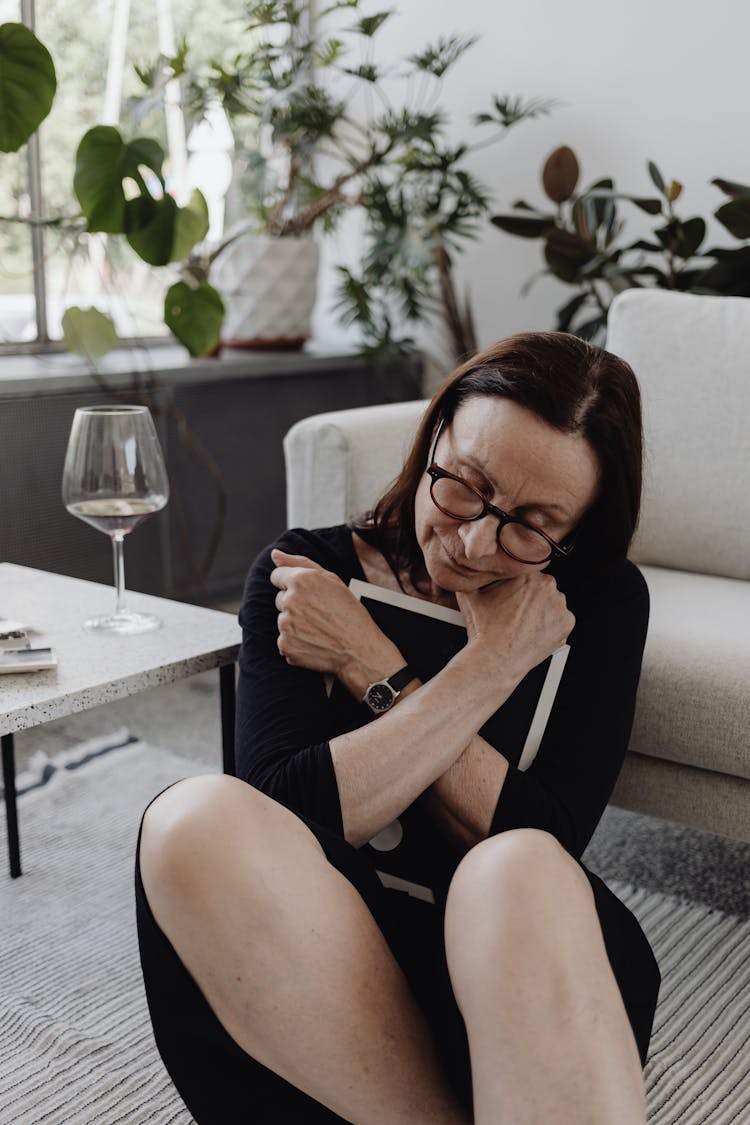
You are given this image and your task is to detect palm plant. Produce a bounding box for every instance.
[135,0,552,363]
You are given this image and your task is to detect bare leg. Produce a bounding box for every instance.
[444,829,647,1125]
[140,775,470,1125]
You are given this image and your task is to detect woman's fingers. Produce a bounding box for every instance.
[270,548,322,569]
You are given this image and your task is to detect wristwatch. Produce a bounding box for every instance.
[362,665,415,715]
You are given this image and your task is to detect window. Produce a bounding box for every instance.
[0,0,245,350]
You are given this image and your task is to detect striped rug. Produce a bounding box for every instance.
[1,734,748,1123]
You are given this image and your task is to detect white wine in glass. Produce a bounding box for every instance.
[62,405,170,633]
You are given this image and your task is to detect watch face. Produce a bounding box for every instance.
[366,682,396,713]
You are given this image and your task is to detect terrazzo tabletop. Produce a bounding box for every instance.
[0,563,241,736]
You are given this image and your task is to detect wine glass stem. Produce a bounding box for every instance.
[112,533,126,616]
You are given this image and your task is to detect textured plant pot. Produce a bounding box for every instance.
[211,234,320,349]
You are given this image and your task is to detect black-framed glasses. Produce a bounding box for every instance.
[426,418,575,565]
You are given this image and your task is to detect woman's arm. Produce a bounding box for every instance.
[419,561,650,859]
[266,544,573,849]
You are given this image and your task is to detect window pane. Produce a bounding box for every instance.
[1,0,246,346]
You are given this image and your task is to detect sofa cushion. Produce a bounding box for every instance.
[631,565,750,781]
[607,290,750,580]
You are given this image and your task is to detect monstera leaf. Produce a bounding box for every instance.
[164,282,225,356]
[0,22,56,152]
[61,306,118,360]
[74,128,209,267]
[74,126,166,233]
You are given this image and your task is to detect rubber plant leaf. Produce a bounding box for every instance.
[711,178,750,199]
[74,126,166,233]
[491,213,555,238]
[0,23,56,152]
[61,306,118,361]
[542,146,580,204]
[164,281,225,356]
[715,195,750,241]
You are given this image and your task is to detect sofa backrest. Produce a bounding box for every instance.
[607,290,750,581]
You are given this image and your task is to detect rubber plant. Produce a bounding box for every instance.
[491,145,750,341]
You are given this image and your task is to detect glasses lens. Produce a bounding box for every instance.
[431,473,554,563]
[499,522,551,563]
[431,476,484,518]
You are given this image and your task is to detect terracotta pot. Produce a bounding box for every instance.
[211,234,320,349]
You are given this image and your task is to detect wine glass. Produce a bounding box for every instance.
[62,405,170,633]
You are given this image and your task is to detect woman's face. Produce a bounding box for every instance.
[414,395,601,595]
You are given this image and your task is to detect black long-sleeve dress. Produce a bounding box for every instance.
[135,524,660,1124]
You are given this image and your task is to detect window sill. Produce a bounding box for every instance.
[0,339,365,397]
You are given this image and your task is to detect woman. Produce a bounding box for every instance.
[136,332,660,1125]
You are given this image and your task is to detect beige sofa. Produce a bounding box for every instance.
[283,291,750,842]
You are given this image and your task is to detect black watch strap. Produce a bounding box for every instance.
[386,665,415,693]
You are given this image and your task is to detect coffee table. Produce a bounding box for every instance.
[1,563,242,878]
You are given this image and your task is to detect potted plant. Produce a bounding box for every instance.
[133,0,552,362]
[491,144,750,341]
[0,6,551,363]
[0,20,225,359]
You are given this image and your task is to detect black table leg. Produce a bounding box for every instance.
[220,662,236,777]
[2,733,21,878]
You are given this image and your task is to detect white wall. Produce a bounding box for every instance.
[312,0,747,380]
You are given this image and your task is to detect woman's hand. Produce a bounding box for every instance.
[456,572,574,684]
[269,549,403,693]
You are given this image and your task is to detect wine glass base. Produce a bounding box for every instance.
[83,610,163,635]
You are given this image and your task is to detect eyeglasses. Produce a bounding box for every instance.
[426,418,575,565]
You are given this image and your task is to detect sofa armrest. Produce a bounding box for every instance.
[284,400,429,528]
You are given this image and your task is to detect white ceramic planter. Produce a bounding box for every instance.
[211,234,320,349]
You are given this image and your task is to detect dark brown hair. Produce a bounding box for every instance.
[352,331,643,590]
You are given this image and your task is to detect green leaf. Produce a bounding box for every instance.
[352,10,393,37]
[673,216,706,260]
[0,23,56,152]
[582,189,661,216]
[694,246,750,296]
[343,63,379,82]
[407,34,477,78]
[630,196,662,215]
[125,194,177,265]
[61,306,118,361]
[479,94,555,129]
[711,177,750,199]
[627,239,663,252]
[543,228,596,283]
[164,281,224,356]
[555,291,589,332]
[574,313,607,343]
[648,160,665,194]
[74,126,166,232]
[491,213,555,238]
[314,37,345,67]
[171,190,210,261]
[715,194,750,240]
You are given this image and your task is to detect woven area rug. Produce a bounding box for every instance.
[1,734,748,1124]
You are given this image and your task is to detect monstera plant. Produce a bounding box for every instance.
[491,144,750,341]
[0,21,223,358]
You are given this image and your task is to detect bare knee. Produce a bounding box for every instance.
[140,774,324,905]
[444,829,596,975]
[448,828,591,910]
